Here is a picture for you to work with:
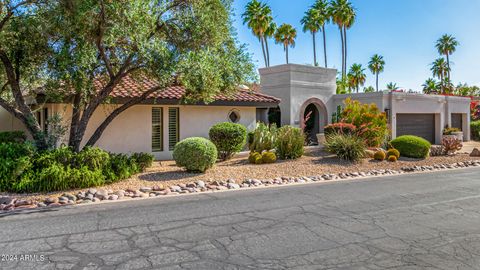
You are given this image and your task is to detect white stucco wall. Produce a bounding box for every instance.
[0,107,30,134]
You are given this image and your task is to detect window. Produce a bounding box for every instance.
[152,108,163,152]
[168,108,179,151]
[43,108,49,132]
[228,110,240,123]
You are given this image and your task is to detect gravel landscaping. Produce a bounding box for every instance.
[1,148,480,212]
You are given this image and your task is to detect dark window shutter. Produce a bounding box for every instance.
[152,108,163,152]
[168,108,179,151]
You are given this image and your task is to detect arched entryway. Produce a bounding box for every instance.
[299,98,328,145]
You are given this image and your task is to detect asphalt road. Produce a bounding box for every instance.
[1,168,480,270]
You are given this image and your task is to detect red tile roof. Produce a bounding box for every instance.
[104,76,279,104]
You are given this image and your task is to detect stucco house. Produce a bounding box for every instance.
[0,64,472,160]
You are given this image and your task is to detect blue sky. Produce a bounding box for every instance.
[232,0,480,91]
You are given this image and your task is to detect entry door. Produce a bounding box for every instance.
[396,114,435,143]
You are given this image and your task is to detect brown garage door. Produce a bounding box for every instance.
[396,114,435,143]
[451,114,463,130]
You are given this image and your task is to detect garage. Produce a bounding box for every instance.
[396,114,435,143]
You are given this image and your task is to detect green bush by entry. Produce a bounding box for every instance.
[0,131,26,144]
[276,126,305,160]
[325,134,366,162]
[209,122,247,161]
[472,121,480,141]
[173,137,217,172]
[390,135,431,159]
[374,151,386,161]
[0,143,153,193]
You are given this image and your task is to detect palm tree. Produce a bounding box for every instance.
[242,0,274,67]
[274,24,297,64]
[313,0,330,68]
[347,63,366,93]
[422,78,439,94]
[264,21,276,67]
[386,82,399,91]
[330,0,355,78]
[431,58,450,94]
[364,86,375,93]
[301,8,322,66]
[435,34,458,80]
[368,54,385,92]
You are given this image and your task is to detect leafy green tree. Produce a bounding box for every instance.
[431,58,450,94]
[386,82,400,91]
[0,0,51,149]
[435,34,458,81]
[368,54,385,92]
[363,86,375,93]
[274,23,297,64]
[242,0,274,67]
[347,63,366,93]
[422,78,439,94]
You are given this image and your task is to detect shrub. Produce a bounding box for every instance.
[0,142,35,191]
[471,121,480,141]
[262,151,277,164]
[339,98,389,147]
[248,123,277,153]
[209,122,247,161]
[390,135,431,158]
[443,127,461,135]
[0,131,26,144]
[33,147,74,170]
[75,147,110,171]
[276,126,305,160]
[248,151,262,164]
[325,134,366,162]
[105,153,139,182]
[173,137,217,172]
[386,148,400,159]
[131,152,154,172]
[374,151,386,161]
[430,145,445,156]
[442,137,462,155]
[324,123,356,137]
[388,155,397,162]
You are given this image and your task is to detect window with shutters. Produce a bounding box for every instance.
[152,108,163,152]
[168,108,179,151]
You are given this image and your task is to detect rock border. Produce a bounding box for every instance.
[1,160,480,212]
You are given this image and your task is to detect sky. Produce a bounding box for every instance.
[232,0,480,91]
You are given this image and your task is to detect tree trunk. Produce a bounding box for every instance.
[376,73,379,92]
[68,93,81,148]
[340,27,345,79]
[343,26,348,78]
[446,53,451,81]
[260,36,268,67]
[285,45,289,64]
[312,32,317,66]
[322,26,327,68]
[264,36,270,67]
[85,86,162,147]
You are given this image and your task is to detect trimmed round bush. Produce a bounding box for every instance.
[390,135,431,158]
[388,155,397,162]
[262,151,277,164]
[248,152,261,164]
[386,148,400,159]
[209,122,247,161]
[374,150,386,161]
[173,137,217,172]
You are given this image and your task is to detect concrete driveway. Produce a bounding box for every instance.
[1,168,480,269]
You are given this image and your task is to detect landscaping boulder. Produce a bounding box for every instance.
[471,148,480,157]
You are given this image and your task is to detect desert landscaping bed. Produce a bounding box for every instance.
[1,148,479,212]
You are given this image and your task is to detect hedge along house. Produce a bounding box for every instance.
[260,64,471,145]
[0,76,280,160]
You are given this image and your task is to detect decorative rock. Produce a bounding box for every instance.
[63,193,77,201]
[0,197,14,205]
[108,195,119,201]
[114,190,125,198]
[44,197,59,204]
[471,148,480,157]
[196,181,206,188]
[85,193,94,201]
[95,189,108,200]
[48,203,62,207]
[152,185,164,191]
[170,186,182,193]
[87,188,97,195]
[227,183,240,189]
[15,200,32,207]
[92,198,101,203]
[16,204,37,209]
[140,187,152,193]
[186,183,196,188]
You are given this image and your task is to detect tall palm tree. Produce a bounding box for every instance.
[347,63,366,93]
[386,82,400,91]
[264,21,276,67]
[274,24,297,64]
[435,34,458,81]
[368,54,385,92]
[301,8,322,66]
[422,78,439,94]
[242,0,274,67]
[330,0,355,78]
[313,0,330,68]
[431,58,450,94]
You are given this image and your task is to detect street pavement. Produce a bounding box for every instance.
[1,168,480,269]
